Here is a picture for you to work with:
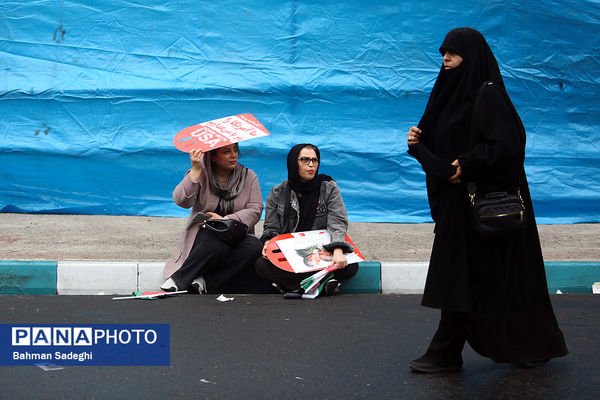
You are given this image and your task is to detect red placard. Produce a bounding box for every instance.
[265,233,295,271]
[173,113,270,153]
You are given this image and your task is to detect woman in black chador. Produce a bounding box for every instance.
[407,27,567,372]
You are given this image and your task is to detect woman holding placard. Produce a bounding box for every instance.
[161,143,263,294]
[255,143,358,295]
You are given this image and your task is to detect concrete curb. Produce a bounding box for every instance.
[2,260,599,296]
[0,261,57,295]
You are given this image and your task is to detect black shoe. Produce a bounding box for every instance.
[323,279,340,296]
[191,277,206,294]
[409,356,462,373]
[190,282,205,294]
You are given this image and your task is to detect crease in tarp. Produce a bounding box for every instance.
[0,0,599,222]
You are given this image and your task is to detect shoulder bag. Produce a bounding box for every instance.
[205,219,248,244]
[467,81,526,237]
[467,182,526,237]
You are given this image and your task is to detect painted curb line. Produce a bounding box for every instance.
[0,261,57,295]
[1,261,382,295]
[2,260,599,295]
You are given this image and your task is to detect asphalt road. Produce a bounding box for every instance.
[1,294,597,399]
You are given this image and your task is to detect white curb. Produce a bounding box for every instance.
[381,261,428,294]
[138,262,166,292]
[57,261,169,295]
[58,261,138,295]
[55,260,430,295]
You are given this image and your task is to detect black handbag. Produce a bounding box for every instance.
[468,182,526,237]
[466,81,526,237]
[204,219,248,244]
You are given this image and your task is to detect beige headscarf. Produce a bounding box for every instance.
[203,151,248,215]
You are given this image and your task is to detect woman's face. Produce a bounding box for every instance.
[211,144,239,173]
[443,51,463,69]
[307,252,321,265]
[297,147,319,182]
[317,249,332,261]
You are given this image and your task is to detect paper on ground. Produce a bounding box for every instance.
[36,363,64,371]
[112,290,187,300]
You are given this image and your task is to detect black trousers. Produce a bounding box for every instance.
[170,228,262,293]
[254,256,359,293]
[421,310,468,365]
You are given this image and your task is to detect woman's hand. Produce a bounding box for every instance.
[261,239,271,259]
[449,159,462,184]
[407,126,421,147]
[331,248,348,269]
[205,212,226,220]
[189,149,204,182]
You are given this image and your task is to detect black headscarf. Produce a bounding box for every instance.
[283,144,333,232]
[413,28,505,175]
[409,27,506,221]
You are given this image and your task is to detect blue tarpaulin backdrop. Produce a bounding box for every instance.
[1,1,599,223]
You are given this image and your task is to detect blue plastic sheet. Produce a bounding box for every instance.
[1,0,599,223]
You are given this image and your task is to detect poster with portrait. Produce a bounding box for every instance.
[273,230,364,274]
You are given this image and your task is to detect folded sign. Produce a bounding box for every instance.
[173,113,270,153]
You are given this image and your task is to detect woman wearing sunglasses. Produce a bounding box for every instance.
[255,143,358,295]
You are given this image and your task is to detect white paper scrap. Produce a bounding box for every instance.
[592,282,600,294]
[217,294,234,302]
[556,290,563,294]
[36,363,64,371]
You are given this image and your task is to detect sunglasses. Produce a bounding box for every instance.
[298,157,319,165]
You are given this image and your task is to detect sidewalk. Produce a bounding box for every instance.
[1,213,599,295]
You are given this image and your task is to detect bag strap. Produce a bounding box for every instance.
[467,81,493,204]
[467,182,477,206]
[467,81,521,204]
[205,219,232,232]
[467,81,492,150]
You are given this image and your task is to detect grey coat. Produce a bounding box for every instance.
[261,180,353,253]
[162,168,263,278]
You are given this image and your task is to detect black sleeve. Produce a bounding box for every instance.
[458,85,525,183]
[260,185,285,244]
[408,143,457,179]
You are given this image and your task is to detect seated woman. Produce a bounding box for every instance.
[255,143,358,295]
[161,143,263,294]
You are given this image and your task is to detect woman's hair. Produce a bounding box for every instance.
[209,143,241,159]
[299,144,319,161]
[202,142,242,180]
